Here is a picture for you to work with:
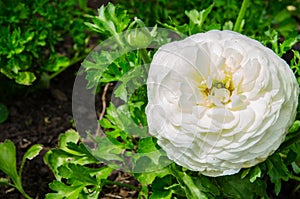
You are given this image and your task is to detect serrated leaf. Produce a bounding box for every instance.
[23,144,43,160]
[137,137,158,153]
[58,129,80,149]
[44,130,97,180]
[91,137,124,163]
[266,154,290,195]
[15,71,36,85]
[44,148,96,180]
[46,181,84,199]
[58,164,98,185]
[85,2,130,40]
[105,103,147,137]
[216,173,268,198]
[279,32,300,56]
[170,165,208,199]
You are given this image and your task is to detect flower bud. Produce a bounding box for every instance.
[125,18,153,48]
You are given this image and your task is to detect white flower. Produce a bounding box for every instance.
[146,30,299,177]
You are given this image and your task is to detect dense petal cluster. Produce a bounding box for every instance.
[146,30,299,177]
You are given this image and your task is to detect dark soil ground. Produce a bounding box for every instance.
[0,63,139,199]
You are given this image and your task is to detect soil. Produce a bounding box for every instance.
[0,63,139,199]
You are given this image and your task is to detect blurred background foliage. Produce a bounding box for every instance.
[115,0,299,37]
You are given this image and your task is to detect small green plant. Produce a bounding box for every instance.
[44,129,140,199]
[0,0,93,97]
[0,140,43,199]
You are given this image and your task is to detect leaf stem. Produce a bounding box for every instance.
[290,175,300,182]
[139,48,151,64]
[233,0,250,32]
[49,55,87,80]
[102,179,140,191]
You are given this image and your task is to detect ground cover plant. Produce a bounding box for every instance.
[1,0,300,198]
[0,0,94,113]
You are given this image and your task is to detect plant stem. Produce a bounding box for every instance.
[233,0,250,32]
[14,178,33,199]
[102,179,140,191]
[49,55,87,80]
[139,48,151,64]
[290,175,300,182]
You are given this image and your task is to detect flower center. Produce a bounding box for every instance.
[198,70,234,107]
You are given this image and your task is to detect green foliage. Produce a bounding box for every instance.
[0,140,42,199]
[116,0,299,37]
[42,1,300,198]
[44,129,130,199]
[0,0,92,91]
[74,1,300,198]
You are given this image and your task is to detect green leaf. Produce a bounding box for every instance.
[105,103,147,137]
[24,144,43,160]
[136,167,170,186]
[15,71,36,85]
[249,166,261,183]
[58,164,98,185]
[292,162,300,174]
[170,165,208,199]
[20,144,43,176]
[185,3,214,28]
[150,189,173,199]
[46,181,84,199]
[279,32,300,56]
[150,175,176,199]
[58,129,80,149]
[0,103,9,123]
[216,173,268,199]
[85,2,130,43]
[93,166,114,180]
[289,120,300,133]
[0,140,19,185]
[137,137,158,153]
[266,154,290,195]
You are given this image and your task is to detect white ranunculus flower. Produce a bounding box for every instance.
[146,30,299,177]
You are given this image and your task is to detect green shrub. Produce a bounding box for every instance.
[0,0,92,90]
